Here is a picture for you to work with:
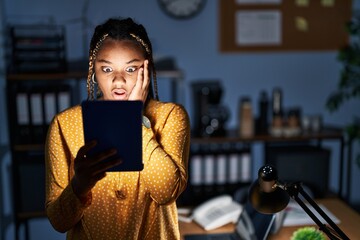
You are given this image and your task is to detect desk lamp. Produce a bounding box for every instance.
[249,165,349,240]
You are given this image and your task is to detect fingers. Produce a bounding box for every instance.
[76,140,97,160]
[76,140,118,167]
[90,154,122,175]
[136,67,145,90]
[81,156,121,194]
[142,60,150,90]
[75,141,122,174]
[137,60,150,102]
[72,146,122,197]
[129,60,150,102]
[72,138,124,199]
[87,148,117,167]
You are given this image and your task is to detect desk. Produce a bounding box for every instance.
[179,198,360,240]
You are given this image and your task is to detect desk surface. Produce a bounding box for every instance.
[179,198,360,240]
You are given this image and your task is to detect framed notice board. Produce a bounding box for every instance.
[219,0,352,52]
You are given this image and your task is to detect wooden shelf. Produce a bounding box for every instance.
[6,68,183,82]
[12,144,44,152]
[6,71,86,81]
[188,125,348,202]
[191,126,344,144]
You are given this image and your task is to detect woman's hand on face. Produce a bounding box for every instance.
[71,140,122,200]
[128,60,150,102]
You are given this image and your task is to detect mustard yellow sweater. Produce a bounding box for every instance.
[45,99,190,240]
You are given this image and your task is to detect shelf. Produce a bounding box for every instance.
[8,25,67,74]
[6,67,184,103]
[191,126,344,144]
[12,144,44,152]
[6,69,183,82]
[187,125,347,203]
[6,71,86,81]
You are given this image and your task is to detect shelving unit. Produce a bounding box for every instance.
[177,126,346,206]
[7,25,67,73]
[178,141,252,206]
[6,78,74,240]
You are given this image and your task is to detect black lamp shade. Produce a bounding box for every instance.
[249,165,290,214]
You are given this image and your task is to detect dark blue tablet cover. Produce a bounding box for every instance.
[81,100,143,172]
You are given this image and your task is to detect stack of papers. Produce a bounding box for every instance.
[283,201,340,226]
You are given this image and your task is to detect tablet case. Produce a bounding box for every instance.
[81,100,143,172]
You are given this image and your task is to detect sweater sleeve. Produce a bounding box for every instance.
[45,115,90,233]
[141,104,190,205]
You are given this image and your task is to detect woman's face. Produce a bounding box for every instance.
[94,38,146,100]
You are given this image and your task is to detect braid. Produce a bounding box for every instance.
[87,17,159,101]
[87,34,109,100]
[129,33,159,100]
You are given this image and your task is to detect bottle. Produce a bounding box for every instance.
[272,87,283,116]
[258,91,269,134]
[239,97,254,137]
[271,88,283,133]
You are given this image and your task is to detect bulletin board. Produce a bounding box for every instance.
[219,0,352,52]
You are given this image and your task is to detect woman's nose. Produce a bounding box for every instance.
[113,72,126,83]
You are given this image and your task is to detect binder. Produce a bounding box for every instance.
[228,152,239,184]
[30,93,46,142]
[16,93,31,144]
[190,154,203,186]
[216,153,227,185]
[58,91,71,112]
[16,93,29,125]
[240,152,251,182]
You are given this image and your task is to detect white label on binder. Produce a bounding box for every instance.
[44,93,56,124]
[228,153,239,183]
[58,92,70,111]
[216,154,227,184]
[16,93,29,125]
[240,152,251,181]
[191,155,202,186]
[204,154,215,185]
[30,93,43,125]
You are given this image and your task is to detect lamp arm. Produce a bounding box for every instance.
[282,182,349,240]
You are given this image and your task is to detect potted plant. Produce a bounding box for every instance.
[291,227,326,240]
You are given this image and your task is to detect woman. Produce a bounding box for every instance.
[45,17,190,239]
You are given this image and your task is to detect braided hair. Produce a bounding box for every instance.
[87,17,158,101]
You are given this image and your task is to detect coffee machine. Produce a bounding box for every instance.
[191,80,229,137]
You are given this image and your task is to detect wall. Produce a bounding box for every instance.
[0,0,10,239]
[0,0,359,239]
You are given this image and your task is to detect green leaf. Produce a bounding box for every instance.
[291,227,326,240]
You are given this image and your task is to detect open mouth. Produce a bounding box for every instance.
[112,89,127,100]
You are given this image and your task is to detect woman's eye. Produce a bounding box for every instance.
[126,66,137,73]
[102,67,113,73]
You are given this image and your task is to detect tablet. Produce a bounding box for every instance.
[81,100,143,172]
